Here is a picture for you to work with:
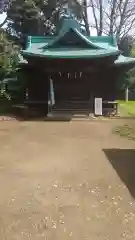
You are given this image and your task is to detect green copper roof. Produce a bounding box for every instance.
[115,55,135,66]
[23,33,119,59]
[22,15,135,67]
[23,48,119,59]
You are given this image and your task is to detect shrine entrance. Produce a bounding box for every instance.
[53,72,91,101]
[49,70,96,115]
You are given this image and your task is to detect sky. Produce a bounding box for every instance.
[0,13,6,24]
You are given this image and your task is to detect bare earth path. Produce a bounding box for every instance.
[0,120,135,240]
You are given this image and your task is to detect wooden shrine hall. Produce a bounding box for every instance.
[20,11,135,118]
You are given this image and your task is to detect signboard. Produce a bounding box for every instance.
[95,98,102,116]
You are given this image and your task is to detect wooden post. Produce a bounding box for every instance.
[125,87,129,102]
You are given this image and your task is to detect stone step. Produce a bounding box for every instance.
[52,108,90,111]
[46,112,91,121]
[52,102,91,111]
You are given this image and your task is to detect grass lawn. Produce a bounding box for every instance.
[115,124,135,141]
[115,101,135,140]
[118,100,135,116]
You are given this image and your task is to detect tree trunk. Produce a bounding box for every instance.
[83,15,90,35]
[109,0,117,35]
[125,87,129,102]
[73,0,90,35]
[116,0,129,39]
[83,0,90,35]
[98,0,103,36]
[90,0,99,35]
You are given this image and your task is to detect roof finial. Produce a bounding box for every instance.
[60,5,74,20]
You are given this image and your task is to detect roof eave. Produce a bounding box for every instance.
[22,49,120,60]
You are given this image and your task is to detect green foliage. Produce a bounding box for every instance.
[117,67,135,92]
[127,45,135,89]
[8,70,27,102]
[0,69,28,102]
[126,68,135,89]
[7,0,59,37]
[119,36,134,57]
[130,46,135,57]
[7,0,86,39]
[0,29,20,99]
[118,37,135,91]
[0,30,19,77]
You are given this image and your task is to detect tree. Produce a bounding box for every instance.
[89,0,135,41]
[6,0,61,38]
[119,35,134,56]
[0,29,19,78]
[5,0,135,44]
[121,68,135,101]
[6,0,92,40]
[0,29,20,99]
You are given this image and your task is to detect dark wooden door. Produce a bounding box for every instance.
[54,77,90,102]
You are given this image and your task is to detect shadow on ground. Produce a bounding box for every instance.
[103,149,135,198]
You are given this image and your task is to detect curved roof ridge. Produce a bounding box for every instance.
[43,26,103,50]
[40,15,107,50]
[74,29,104,49]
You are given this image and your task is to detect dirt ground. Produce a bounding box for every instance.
[0,119,135,240]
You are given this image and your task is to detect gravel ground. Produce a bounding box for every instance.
[0,120,135,240]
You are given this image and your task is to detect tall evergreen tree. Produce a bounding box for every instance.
[6,0,91,40]
[7,0,60,38]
